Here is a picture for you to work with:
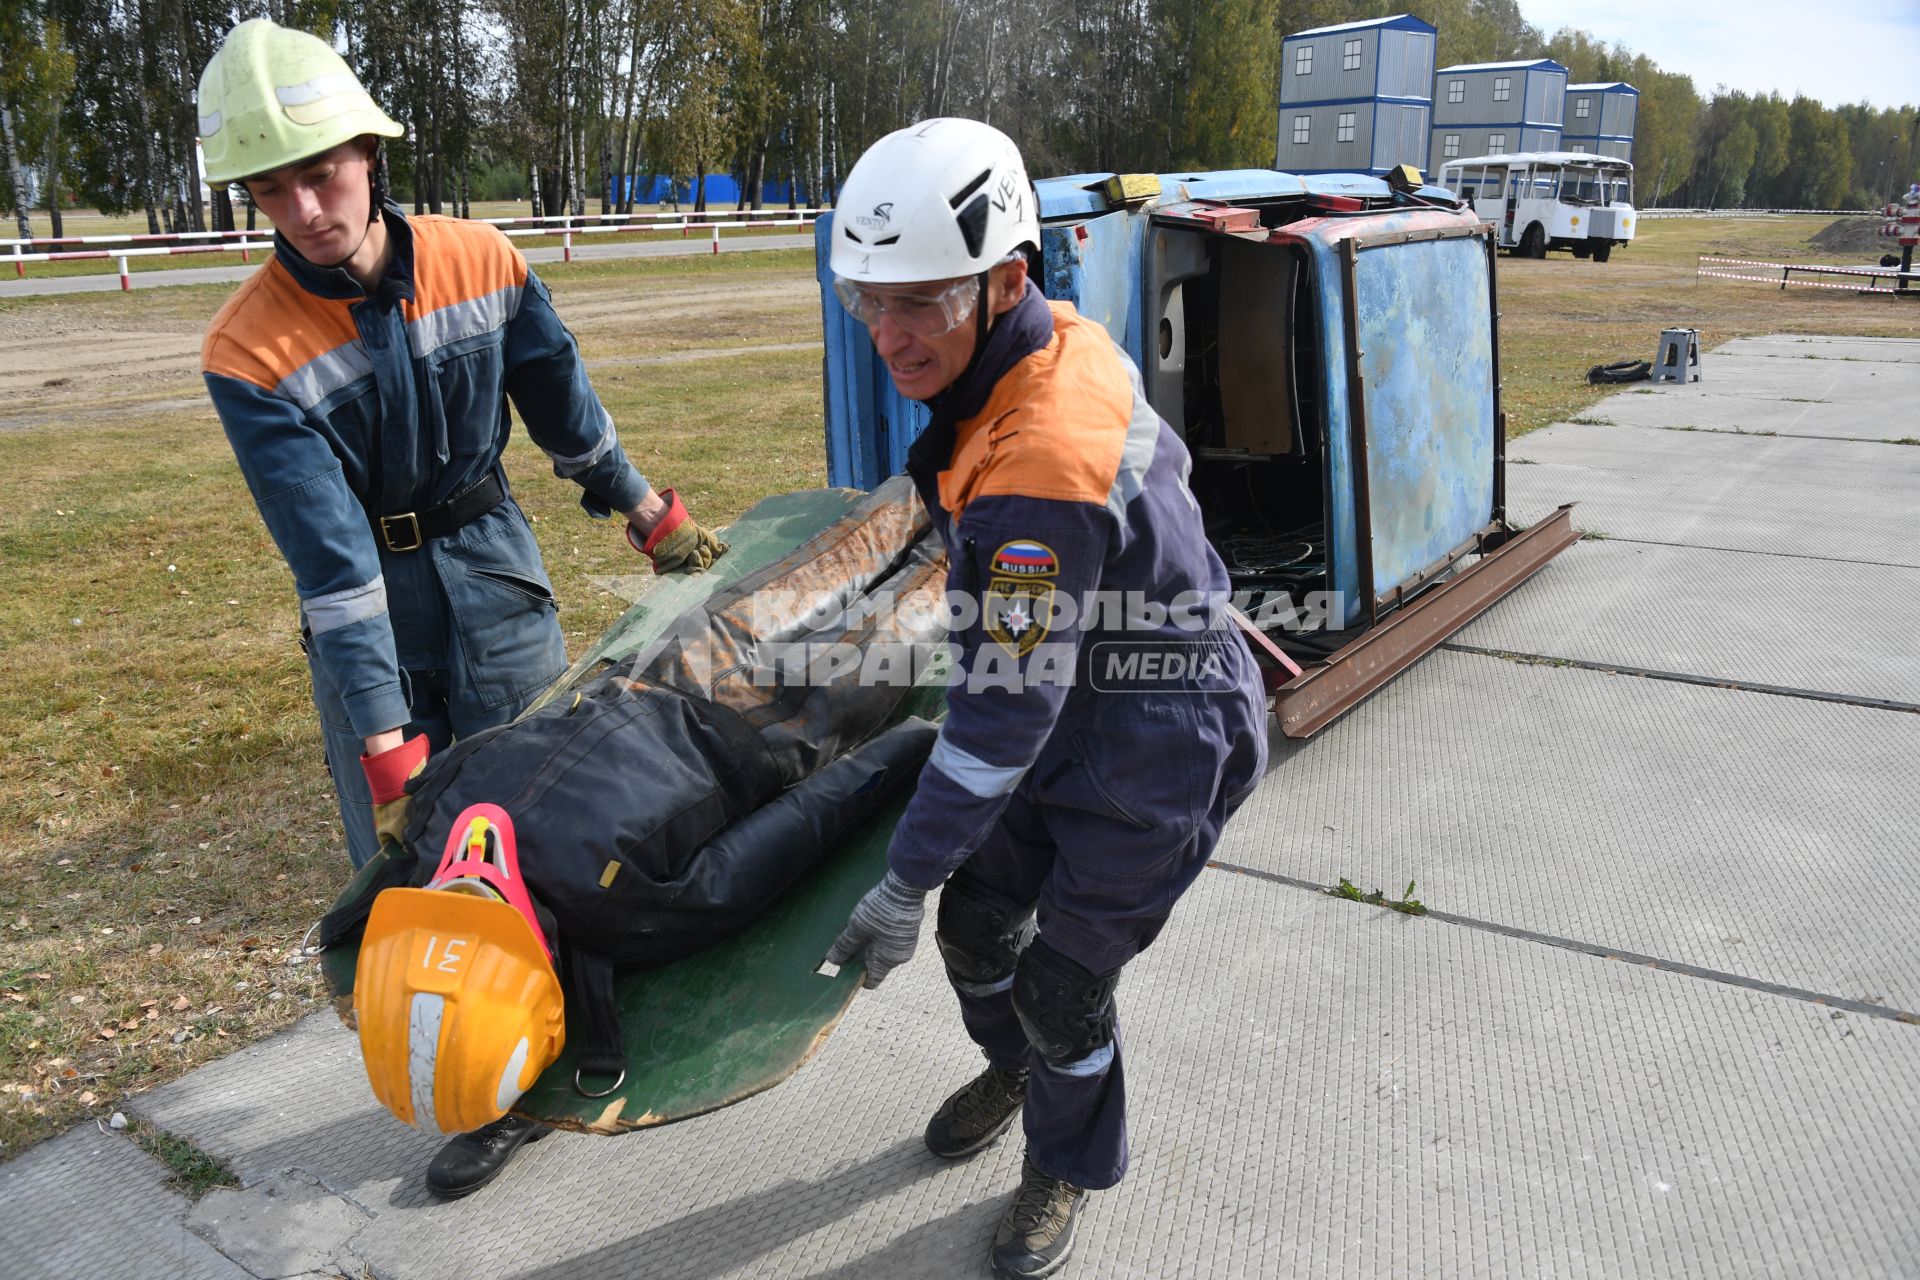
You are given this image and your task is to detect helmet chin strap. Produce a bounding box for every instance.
[368,141,388,224]
[945,268,995,397]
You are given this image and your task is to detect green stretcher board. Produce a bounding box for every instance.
[320,487,948,1133]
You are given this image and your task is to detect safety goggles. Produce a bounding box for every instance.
[833,275,980,337]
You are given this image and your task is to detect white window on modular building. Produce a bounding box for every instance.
[1337,112,1356,143]
[1443,134,1460,158]
[1488,133,1508,154]
[1343,38,1362,71]
[1570,143,1588,153]
[1493,77,1511,101]
[1447,79,1464,103]
[1293,115,1311,144]
[1296,45,1312,75]
[1575,97,1590,118]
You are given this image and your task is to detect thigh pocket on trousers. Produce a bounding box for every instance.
[1031,696,1205,861]
[439,556,566,712]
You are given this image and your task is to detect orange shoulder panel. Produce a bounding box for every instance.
[407,216,528,319]
[201,259,359,390]
[939,303,1132,521]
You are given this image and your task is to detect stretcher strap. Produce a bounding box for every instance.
[565,947,627,1092]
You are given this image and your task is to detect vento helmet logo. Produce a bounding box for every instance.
[853,201,895,231]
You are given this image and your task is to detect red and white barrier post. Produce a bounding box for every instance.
[118,255,131,291]
[711,223,720,255]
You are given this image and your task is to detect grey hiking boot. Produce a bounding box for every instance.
[923,1064,1029,1158]
[991,1156,1086,1278]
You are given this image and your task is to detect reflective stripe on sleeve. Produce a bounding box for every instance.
[543,410,619,478]
[300,576,389,637]
[928,731,1027,799]
[1105,373,1164,523]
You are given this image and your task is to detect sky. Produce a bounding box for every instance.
[1519,0,1920,111]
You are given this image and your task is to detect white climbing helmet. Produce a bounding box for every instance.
[830,118,1040,286]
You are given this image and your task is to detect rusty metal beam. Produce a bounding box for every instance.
[1274,504,1580,738]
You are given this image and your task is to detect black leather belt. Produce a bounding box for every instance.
[372,470,507,552]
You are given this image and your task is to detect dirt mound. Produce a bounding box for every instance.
[1809,215,1896,260]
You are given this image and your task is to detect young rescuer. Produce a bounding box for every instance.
[823,118,1270,1278]
[195,19,724,1198]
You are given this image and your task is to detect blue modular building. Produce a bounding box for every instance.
[1561,82,1638,161]
[1429,58,1569,173]
[1276,13,1436,176]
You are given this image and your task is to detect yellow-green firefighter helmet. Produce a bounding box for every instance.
[197,18,404,185]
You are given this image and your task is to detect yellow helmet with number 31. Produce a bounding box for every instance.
[354,804,564,1136]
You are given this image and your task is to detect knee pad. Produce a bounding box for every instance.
[935,874,1036,995]
[1012,937,1119,1069]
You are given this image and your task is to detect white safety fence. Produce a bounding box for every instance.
[1641,208,1882,219]
[486,208,824,262]
[2,207,829,283]
[1697,255,1920,292]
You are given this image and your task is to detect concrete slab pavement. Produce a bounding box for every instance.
[1451,539,1920,703]
[1506,425,1920,566]
[0,1126,251,1280]
[1716,334,1920,364]
[1581,379,1920,442]
[109,876,1920,1280]
[9,336,1920,1279]
[1240,648,1920,1009]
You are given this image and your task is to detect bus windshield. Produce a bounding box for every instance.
[1561,170,1605,204]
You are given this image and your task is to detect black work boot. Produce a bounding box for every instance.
[991,1157,1086,1279]
[924,1064,1030,1159]
[425,1114,553,1199]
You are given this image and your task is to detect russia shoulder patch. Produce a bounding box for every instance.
[984,539,1059,657]
[990,541,1059,578]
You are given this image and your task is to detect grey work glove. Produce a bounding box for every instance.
[824,870,929,989]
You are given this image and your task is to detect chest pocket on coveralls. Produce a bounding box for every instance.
[426,333,509,464]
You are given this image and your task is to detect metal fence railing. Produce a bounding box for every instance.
[1641,208,1882,219]
[1,206,829,284]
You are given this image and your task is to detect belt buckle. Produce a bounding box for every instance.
[380,512,423,552]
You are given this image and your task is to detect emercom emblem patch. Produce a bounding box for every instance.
[984,540,1058,657]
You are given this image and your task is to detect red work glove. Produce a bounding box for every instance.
[624,488,728,574]
[359,734,429,850]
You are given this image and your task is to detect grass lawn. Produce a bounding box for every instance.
[1,215,1916,1159]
